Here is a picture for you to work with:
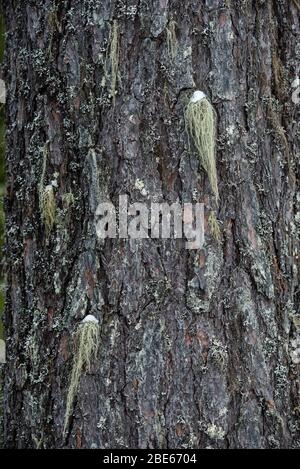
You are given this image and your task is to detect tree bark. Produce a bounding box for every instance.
[1,0,300,449]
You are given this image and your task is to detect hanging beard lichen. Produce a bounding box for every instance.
[40,185,56,235]
[63,316,100,435]
[208,211,222,244]
[166,20,178,59]
[105,20,119,106]
[185,91,219,201]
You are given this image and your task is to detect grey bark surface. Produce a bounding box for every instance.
[1,0,300,449]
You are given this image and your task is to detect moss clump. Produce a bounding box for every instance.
[208,211,221,244]
[166,20,178,59]
[106,20,120,106]
[63,318,100,435]
[185,93,219,202]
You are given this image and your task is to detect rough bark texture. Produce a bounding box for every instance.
[1,0,300,449]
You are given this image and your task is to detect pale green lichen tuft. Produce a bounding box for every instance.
[185,94,219,201]
[40,184,56,235]
[62,192,75,209]
[166,20,178,59]
[105,20,120,106]
[63,318,100,435]
[208,211,221,244]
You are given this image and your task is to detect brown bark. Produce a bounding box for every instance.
[1,0,300,449]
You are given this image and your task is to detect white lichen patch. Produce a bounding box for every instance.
[183,45,192,59]
[134,178,148,196]
[226,124,235,136]
[205,423,226,440]
[190,90,206,103]
[82,314,99,324]
[97,416,107,430]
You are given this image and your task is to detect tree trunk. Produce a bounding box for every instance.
[1,0,300,449]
